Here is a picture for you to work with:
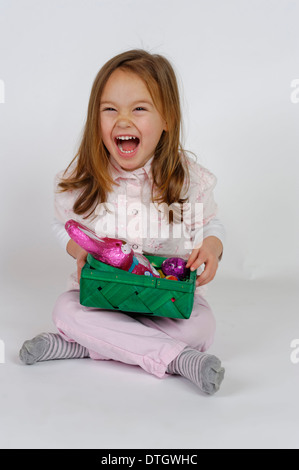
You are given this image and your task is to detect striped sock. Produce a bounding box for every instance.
[167,347,225,395]
[19,333,89,365]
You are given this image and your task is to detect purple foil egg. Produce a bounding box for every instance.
[161,257,188,280]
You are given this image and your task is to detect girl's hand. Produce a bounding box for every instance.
[186,236,223,287]
[67,239,89,284]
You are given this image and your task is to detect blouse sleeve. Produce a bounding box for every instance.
[51,217,71,251]
[203,217,226,246]
[53,170,77,225]
[196,165,218,224]
[184,160,220,250]
[53,170,76,249]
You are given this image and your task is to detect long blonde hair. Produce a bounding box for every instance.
[58,49,190,222]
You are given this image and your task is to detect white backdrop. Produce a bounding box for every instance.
[0,0,298,282]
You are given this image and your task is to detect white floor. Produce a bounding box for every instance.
[1,265,299,449]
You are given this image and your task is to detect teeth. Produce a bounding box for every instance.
[116,136,138,141]
[118,144,135,154]
[119,148,135,154]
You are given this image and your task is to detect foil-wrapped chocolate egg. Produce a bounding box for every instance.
[161,257,188,280]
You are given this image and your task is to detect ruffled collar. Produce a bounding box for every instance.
[109,155,154,183]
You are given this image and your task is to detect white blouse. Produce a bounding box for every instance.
[53,154,225,289]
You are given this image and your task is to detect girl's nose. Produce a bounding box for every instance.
[117,119,131,128]
[116,112,132,128]
[117,119,131,129]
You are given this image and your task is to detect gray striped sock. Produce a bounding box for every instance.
[19,333,89,365]
[167,347,225,395]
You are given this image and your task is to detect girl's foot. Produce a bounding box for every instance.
[167,347,225,395]
[19,333,89,365]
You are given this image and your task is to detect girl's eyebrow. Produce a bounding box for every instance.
[100,99,154,107]
[132,100,154,107]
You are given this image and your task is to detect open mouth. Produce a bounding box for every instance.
[115,135,140,155]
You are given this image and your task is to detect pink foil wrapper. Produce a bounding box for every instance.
[65,219,159,277]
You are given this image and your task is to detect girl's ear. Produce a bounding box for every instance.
[163,120,168,132]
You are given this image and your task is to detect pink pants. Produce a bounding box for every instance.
[52,290,216,378]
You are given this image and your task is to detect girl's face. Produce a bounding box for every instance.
[100,69,167,171]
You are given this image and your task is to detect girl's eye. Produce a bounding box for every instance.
[135,107,146,111]
[102,107,116,112]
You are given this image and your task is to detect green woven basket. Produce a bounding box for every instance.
[80,254,197,319]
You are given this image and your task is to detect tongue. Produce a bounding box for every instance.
[121,139,138,152]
